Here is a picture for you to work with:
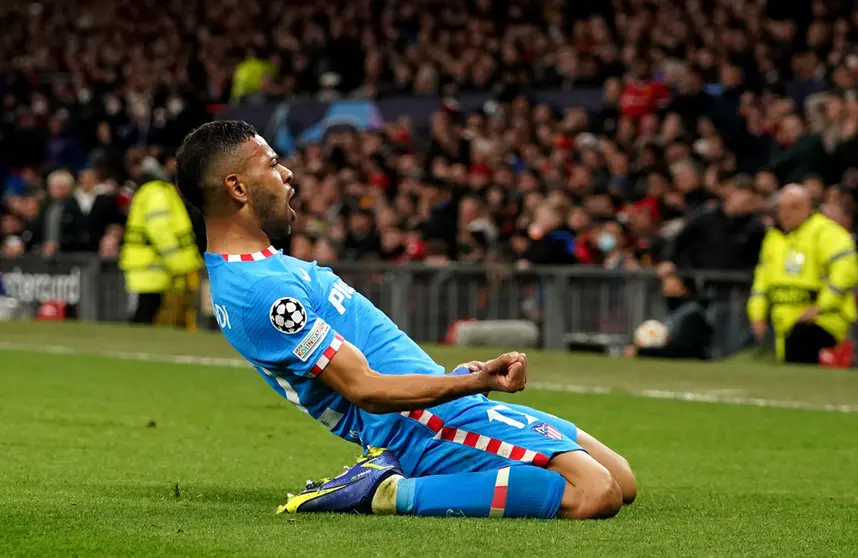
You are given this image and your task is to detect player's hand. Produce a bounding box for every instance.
[478,352,528,394]
[456,360,486,373]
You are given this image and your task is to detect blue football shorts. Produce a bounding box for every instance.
[361,394,586,477]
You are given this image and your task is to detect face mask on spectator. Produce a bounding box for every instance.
[598,232,617,253]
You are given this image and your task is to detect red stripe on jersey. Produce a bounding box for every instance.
[309,335,343,377]
[322,345,336,361]
[463,431,481,448]
[409,409,424,421]
[219,246,278,261]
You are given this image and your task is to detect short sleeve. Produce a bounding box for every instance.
[243,275,342,378]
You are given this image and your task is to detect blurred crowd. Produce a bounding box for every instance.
[3,0,858,280]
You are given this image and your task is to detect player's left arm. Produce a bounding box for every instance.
[242,275,526,413]
[316,344,525,413]
[816,225,858,315]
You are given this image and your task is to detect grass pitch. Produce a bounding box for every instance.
[1,322,857,557]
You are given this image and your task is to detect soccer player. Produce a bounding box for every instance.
[175,121,637,520]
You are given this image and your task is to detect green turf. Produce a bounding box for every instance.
[1,322,858,557]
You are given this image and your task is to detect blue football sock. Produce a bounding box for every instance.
[394,466,565,519]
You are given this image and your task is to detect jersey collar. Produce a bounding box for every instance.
[220,246,278,262]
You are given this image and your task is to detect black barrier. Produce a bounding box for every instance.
[0,255,101,320]
[0,255,762,357]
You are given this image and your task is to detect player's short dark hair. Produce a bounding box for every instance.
[175,120,258,212]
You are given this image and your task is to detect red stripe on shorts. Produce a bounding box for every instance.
[399,410,551,467]
[485,437,502,455]
[508,445,526,461]
[426,414,444,433]
[463,431,481,448]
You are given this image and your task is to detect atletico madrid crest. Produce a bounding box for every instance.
[531,422,563,440]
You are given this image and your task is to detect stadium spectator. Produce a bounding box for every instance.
[765,113,827,185]
[518,202,576,267]
[29,170,90,256]
[660,177,766,275]
[1,0,858,277]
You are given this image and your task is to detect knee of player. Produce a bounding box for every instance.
[599,478,624,518]
[617,456,638,505]
[558,471,623,520]
[586,476,623,519]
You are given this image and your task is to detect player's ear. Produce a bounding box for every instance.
[224,173,248,204]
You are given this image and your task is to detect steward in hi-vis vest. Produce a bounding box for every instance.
[748,184,858,363]
[120,180,203,324]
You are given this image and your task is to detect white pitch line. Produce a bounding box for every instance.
[529,382,858,413]
[2,342,857,414]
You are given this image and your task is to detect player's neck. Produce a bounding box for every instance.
[205,215,271,255]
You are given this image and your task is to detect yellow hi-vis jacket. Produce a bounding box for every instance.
[119,181,203,294]
[748,213,858,360]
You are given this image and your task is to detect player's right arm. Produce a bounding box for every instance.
[319,344,525,414]
[243,275,526,414]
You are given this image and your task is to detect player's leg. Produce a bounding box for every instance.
[281,447,567,519]
[401,401,625,519]
[375,464,567,519]
[283,400,628,519]
[548,450,623,519]
[380,451,622,520]
[503,403,636,505]
[575,428,637,504]
[385,455,624,520]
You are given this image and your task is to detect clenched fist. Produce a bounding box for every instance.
[476,351,528,394]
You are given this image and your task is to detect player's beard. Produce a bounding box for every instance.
[248,186,293,241]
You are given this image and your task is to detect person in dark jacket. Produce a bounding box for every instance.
[656,177,766,356]
[765,113,827,184]
[521,201,576,266]
[660,177,766,274]
[666,68,710,134]
[28,169,90,255]
[343,208,382,260]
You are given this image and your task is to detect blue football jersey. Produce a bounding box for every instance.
[204,247,446,444]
